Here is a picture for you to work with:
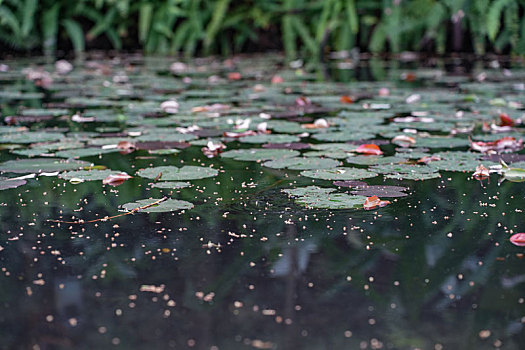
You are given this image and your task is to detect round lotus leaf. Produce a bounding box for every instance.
[54,147,118,159]
[148,149,181,155]
[283,186,366,209]
[310,143,356,152]
[282,186,336,197]
[350,185,408,197]
[0,158,90,173]
[414,137,469,149]
[427,151,496,172]
[59,169,122,181]
[263,157,340,170]
[135,133,197,142]
[238,134,300,144]
[151,181,191,189]
[121,198,193,213]
[384,172,441,180]
[312,131,375,142]
[346,155,407,166]
[0,177,27,190]
[303,150,348,159]
[136,165,218,181]
[20,108,68,116]
[0,132,64,144]
[221,148,300,161]
[300,167,377,180]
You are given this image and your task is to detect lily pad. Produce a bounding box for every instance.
[0,132,64,144]
[414,136,469,149]
[238,134,301,144]
[263,157,340,170]
[0,177,27,190]
[300,167,377,180]
[54,147,118,159]
[349,185,408,198]
[346,155,407,166]
[151,181,191,189]
[0,158,90,174]
[283,186,366,209]
[221,148,300,161]
[312,131,376,142]
[121,198,193,213]
[59,169,123,181]
[136,165,219,180]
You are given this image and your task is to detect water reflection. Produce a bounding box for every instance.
[0,171,523,349]
[0,56,524,350]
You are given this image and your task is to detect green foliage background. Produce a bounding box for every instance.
[0,0,524,56]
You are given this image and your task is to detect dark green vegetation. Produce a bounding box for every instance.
[2,0,525,56]
[0,55,525,349]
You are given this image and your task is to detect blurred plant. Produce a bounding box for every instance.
[1,0,525,57]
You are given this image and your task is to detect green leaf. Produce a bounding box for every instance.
[122,198,193,213]
[139,2,153,43]
[300,167,377,181]
[0,158,90,174]
[136,166,219,181]
[62,19,85,53]
[21,0,38,37]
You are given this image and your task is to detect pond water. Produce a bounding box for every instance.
[0,54,524,349]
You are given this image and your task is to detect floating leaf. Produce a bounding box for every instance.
[350,185,408,198]
[60,169,122,181]
[0,132,64,144]
[346,155,407,166]
[263,157,340,170]
[221,148,300,161]
[283,186,366,209]
[0,158,90,174]
[136,166,218,181]
[312,131,375,142]
[0,177,27,190]
[151,182,191,189]
[122,198,193,213]
[300,167,377,180]
[238,134,301,144]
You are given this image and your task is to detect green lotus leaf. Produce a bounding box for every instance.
[221,148,300,161]
[263,157,340,170]
[136,165,218,180]
[121,198,193,213]
[151,181,191,189]
[300,167,377,180]
[0,158,90,173]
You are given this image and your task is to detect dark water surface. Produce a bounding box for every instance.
[0,55,524,349]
